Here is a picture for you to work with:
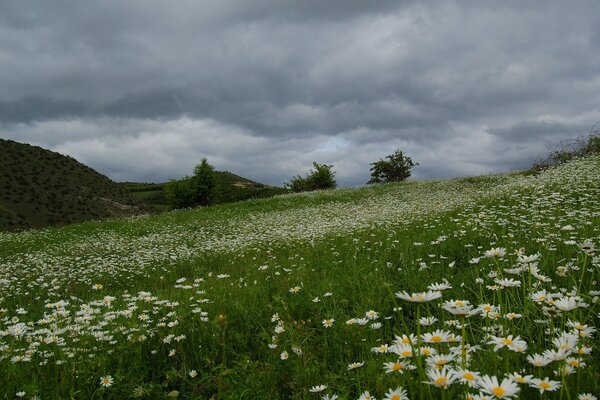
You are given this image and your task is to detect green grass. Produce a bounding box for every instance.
[0,156,598,399]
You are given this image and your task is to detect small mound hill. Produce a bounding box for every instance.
[0,139,143,231]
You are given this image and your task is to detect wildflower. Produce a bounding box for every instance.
[395,290,442,302]
[484,247,506,258]
[92,283,103,290]
[419,316,438,326]
[347,361,364,370]
[456,368,481,388]
[289,286,301,294]
[391,344,414,358]
[578,394,597,400]
[365,310,379,320]
[393,333,417,346]
[565,357,586,368]
[478,375,520,398]
[507,372,533,384]
[426,367,457,389]
[428,281,452,291]
[487,335,527,352]
[321,395,338,400]
[322,318,335,328]
[309,385,327,393]
[189,370,198,378]
[358,391,377,400]
[383,387,409,400]
[383,360,415,374]
[494,278,521,288]
[100,375,114,388]
[554,296,579,312]
[526,353,553,367]
[529,377,560,393]
[371,344,390,353]
[422,329,453,343]
[280,351,288,360]
[418,346,437,357]
[426,353,456,368]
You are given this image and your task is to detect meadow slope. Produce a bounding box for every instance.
[0,156,598,399]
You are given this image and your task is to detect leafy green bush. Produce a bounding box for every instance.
[165,158,218,208]
[286,162,337,192]
[368,149,417,184]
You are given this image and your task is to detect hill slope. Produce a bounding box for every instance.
[0,156,598,398]
[0,139,143,231]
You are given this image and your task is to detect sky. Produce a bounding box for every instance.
[1,1,600,187]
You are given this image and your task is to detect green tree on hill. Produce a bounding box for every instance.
[368,150,417,184]
[165,158,217,208]
[286,162,337,192]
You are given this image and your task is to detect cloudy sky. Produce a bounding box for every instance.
[1,1,599,186]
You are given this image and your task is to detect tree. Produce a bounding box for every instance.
[165,158,217,208]
[190,158,217,206]
[286,162,337,192]
[368,150,417,184]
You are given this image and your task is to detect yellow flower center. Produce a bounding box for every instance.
[391,395,401,400]
[456,301,465,306]
[435,377,448,387]
[417,295,425,301]
[492,387,506,396]
[502,338,513,345]
[568,360,579,367]
[431,335,443,342]
[539,382,551,389]
[392,363,403,371]
[463,373,475,380]
[422,349,431,355]
[402,338,410,344]
[401,350,412,357]
[436,359,447,365]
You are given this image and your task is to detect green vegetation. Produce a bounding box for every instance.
[122,171,288,211]
[0,139,143,232]
[0,155,598,399]
[533,128,600,171]
[368,150,418,184]
[286,162,337,192]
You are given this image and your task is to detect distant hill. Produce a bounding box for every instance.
[0,139,143,231]
[120,171,289,211]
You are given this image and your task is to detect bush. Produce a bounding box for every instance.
[286,162,337,192]
[368,150,417,184]
[533,127,600,171]
[165,158,217,209]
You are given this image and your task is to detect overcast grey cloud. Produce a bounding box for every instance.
[1,0,599,186]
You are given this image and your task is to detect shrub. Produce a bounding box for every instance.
[165,158,218,208]
[368,150,417,184]
[533,127,600,171]
[286,162,337,192]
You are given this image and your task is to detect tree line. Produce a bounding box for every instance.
[165,150,417,209]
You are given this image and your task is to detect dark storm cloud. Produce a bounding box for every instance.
[1,1,599,185]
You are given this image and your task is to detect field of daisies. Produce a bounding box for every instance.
[0,156,599,400]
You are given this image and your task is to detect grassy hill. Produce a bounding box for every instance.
[0,155,598,399]
[0,139,143,231]
[120,171,288,211]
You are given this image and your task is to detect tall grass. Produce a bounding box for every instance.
[0,156,598,399]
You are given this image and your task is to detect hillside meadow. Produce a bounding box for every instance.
[0,156,599,399]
